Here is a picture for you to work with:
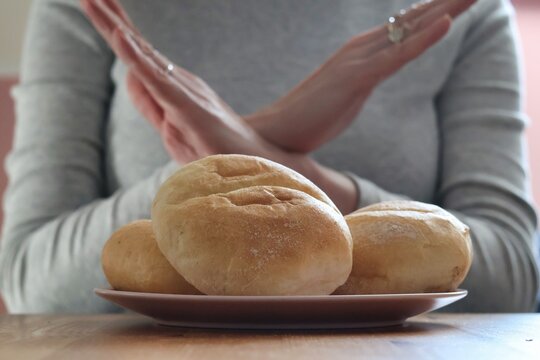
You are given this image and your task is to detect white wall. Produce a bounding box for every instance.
[0,0,33,75]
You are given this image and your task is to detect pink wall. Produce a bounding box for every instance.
[0,77,16,231]
[515,1,540,209]
[0,77,16,314]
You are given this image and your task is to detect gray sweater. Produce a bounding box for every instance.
[1,0,538,313]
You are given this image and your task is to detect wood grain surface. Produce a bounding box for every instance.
[0,313,538,359]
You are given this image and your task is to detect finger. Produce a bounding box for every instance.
[85,0,202,92]
[119,26,202,86]
[119,26,224,108]
[126,70,164,130]
[163,120,184,143]
[104,11,200,89]
[162,121,199,162]
[365,15,451,84]
[351,0,475,55]
[92,0,134,34]
[88,0,148,55]
[407,0,476,31]
[91,0,171,74]
[81,0,116,44]
[91,0,170,71]
[402,0,476,25]
[112,26,180,105]
[114,26,215,117]
[101,0,139,35]
[311,2,450,64]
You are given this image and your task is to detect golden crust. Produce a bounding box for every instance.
[152,154,339,214]
[153,180,352,295]
[101,220,201,294]
[334,201,472,294]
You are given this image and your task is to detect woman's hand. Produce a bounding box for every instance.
[81,1,259,161]
[245,0,476,152]
[82,0,357,213]
[81,0,320,178]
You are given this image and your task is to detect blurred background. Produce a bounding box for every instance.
[0,1,538,313]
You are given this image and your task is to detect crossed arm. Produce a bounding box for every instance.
[81,0,474,214]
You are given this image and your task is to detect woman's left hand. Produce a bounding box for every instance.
[81,0,359,214]
[81,0,305,168]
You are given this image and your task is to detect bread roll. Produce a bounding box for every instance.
[153,185,353,295]
[151,154,339,214]
[102,220,201,294]
[334,200,472,295]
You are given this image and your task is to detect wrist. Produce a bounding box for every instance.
[269,150,320,180]
[263,151,358,215]
[315,164,358,215]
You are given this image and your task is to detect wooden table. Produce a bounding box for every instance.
[0,314,538,359]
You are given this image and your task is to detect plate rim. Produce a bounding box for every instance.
[94,288,468,302]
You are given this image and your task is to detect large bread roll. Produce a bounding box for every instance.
[334,201,472,295]
[102,220,201,294]
[152,155,353,295]
[152,154,339,214]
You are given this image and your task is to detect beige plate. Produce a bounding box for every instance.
[94,288,467,330]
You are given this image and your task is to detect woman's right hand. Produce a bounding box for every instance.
[245,0,476,153]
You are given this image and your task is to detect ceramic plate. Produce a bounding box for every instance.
[94,288,467,329]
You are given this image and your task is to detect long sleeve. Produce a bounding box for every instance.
[346,0,538,312]
[434,0,538,312]
[0,0,178,313]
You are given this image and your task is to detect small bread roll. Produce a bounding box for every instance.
[102,220,201,294]
[334,201,472,295]
[153,185,352,295]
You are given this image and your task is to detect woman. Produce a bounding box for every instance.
[0,0,537,313]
